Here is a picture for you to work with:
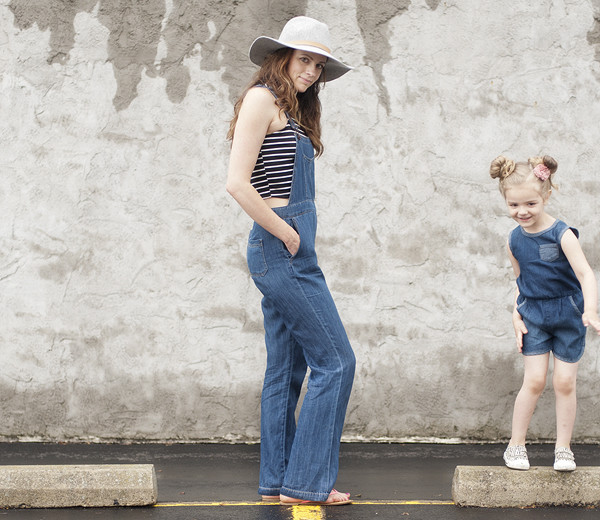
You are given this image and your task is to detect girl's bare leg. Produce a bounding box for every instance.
[509,353,549,445]
[553,358,578,449]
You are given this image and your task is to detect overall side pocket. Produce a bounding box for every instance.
[568,295,583,317]
[281,218,300,259]
[247,238,268,277]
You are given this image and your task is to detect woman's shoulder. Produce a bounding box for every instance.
[244,85,278,105]
[238,85,280,124]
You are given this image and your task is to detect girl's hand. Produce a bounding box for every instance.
[562,230,600,335]
[582,311,600,335]
[512,311,528,352]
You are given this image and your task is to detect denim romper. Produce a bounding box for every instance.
[510,220,586,363]
[246,89,355,501]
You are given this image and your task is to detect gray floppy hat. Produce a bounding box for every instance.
[248,16,352,81]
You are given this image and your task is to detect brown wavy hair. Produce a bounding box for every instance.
[490,155,558,197]
[227,48,324,156]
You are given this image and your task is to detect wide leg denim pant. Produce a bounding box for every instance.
[246,123,355,501]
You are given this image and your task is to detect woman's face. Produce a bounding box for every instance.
[286,49,326,93]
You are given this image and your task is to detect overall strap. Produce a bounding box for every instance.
[287,117,300,132]
[256,83,277,98]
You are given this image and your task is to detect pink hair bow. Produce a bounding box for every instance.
[532,164,550,181]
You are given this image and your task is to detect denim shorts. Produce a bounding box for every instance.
[516,293,586,363]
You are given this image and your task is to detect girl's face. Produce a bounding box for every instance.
[504,182,551,233]
[286,49,326,93]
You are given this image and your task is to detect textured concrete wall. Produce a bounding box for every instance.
[1,0,599,442]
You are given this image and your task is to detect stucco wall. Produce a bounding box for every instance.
[1,0,599,442]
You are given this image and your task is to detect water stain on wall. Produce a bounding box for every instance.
[355,0,440,114]
[217,0,310,103]
[9,0,309,109]
[159,0,238,104]
[425,0,441,9]
[588,0,600,78]
[161,0,309,105]
[355,0,410,115]
[9,0,164,110]
[8,0,599,114]
[9,0,97,64]
[97,0,166,110]
[38,252,81,283]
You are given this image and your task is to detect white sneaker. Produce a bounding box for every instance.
[503,444,530,470]
[554,447,576,472]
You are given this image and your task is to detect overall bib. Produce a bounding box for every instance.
[247,111,355,501]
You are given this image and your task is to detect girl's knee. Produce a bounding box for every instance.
[523,374,546,395]
[553,374,576,395]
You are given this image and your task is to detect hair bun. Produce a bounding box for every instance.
[490,156,515,180]
[528,155,558,176]
[542,155,558,175]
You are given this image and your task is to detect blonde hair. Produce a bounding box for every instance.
[489,155,558,197]
[227,48,324,156]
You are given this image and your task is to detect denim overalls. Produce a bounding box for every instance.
[510,220,586,363]
[247,97,356,501]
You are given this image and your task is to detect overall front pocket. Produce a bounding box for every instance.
[539,243,560,262]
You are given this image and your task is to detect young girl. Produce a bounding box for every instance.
[226,17,355,505]
[490,155,600,472]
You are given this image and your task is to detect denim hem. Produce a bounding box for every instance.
[258,486,280,495]
[280,486,329,502]
[553,347,585,364]
[522,349,551,357]
[522,348,585,364]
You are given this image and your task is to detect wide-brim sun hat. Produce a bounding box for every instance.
[248,16,352,81]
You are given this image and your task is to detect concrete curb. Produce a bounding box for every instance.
[0,464,157,508]
[452,465,600,508]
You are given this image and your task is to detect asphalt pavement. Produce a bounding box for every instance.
[1,441,599,519]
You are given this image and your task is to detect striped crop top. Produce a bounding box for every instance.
[251,121,307,199]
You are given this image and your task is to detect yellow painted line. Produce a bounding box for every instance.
[292,504,324,519]
[154,499,454,507]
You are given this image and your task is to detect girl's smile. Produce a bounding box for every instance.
[504,183,553,234]
[287,50,326,92]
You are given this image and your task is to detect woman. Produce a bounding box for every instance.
[226,16,356,506]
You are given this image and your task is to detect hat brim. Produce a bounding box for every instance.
[249,36,352,82]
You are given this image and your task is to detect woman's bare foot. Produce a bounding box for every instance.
[280,489,351,506]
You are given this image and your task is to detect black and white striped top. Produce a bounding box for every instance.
[251,122,307,199]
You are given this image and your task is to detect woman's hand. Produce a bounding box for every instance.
[512,310,528,352]
[283,226,300,256]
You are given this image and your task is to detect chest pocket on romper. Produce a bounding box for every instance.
[539,243,560,262]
